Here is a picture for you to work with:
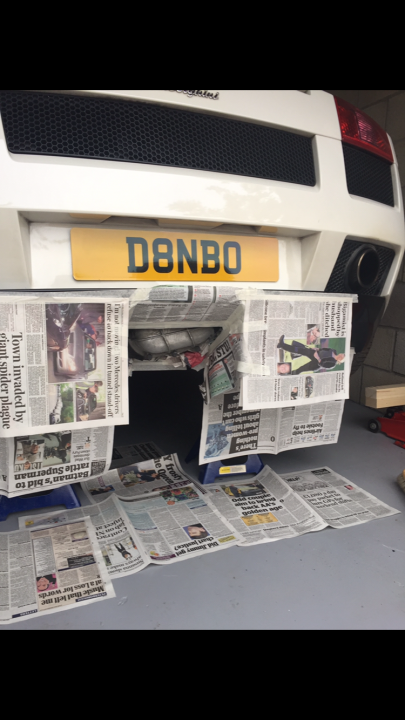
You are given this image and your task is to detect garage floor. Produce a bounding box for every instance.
[1,370,404,630]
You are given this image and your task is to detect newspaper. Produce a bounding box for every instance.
[200,381,344,464]
[0,296,129,436]
[205,465,327,546]
[0,517,115,624]
[240,294,353,409]
[19,496,149,579]
[207,333,243,399]
[118,481,241,563]
[0,427,114,497]
[81,453,194,504]
[129,285,242,326]
[281,467,401,528]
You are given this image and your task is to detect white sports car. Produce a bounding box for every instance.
[0,90,403,367]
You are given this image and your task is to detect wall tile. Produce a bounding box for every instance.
[350,366,363,403]
[364,327,396,371]
[380,282,405,328]
[362,100,387,130]
[359,90,399,108]
[393,330,405,375]
[327,90,359,106]
[387,93,405,141]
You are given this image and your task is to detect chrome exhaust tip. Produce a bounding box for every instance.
[345,244,380,292]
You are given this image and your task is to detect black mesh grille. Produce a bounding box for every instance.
[343,143,394,206]
[0,91,316,185]
[325,238,395,296]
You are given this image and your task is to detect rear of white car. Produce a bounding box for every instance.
[0,89,403,360]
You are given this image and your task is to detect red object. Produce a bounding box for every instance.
[183,351,206,369]
[378,412,405,443]
[335,97,394,163]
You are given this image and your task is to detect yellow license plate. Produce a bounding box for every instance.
[71,228,279,282]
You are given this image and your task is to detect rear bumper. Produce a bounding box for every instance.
[0,90,403,296]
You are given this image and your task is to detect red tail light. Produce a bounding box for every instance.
[335,96,394,164]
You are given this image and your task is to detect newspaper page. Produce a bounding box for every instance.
[129,285,242,326]
[0,296,129,437]
[240,295,353,409]
[0,517,115,624]
[81,453,194,504]
[206,333,243,399]
[19,496,150,579]
[0,427,114,497]
[281,467,401,528]
[205,465,327,546]
[119,481,241,564]
[200,380,345,464]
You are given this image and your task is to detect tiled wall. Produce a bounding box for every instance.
[327,90,405,404]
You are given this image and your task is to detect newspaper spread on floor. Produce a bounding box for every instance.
[240,294,353,409]
[81,453,193,504]
[19,497,149,580]
[200,380,344,464]
[0,427,114,497]
[118,480,241,563]
[0,295,129,436]
[281,467,401,528]
[205,465,327,546]
[0,517,115,624]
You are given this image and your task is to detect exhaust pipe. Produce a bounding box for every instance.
[345,244,380,293]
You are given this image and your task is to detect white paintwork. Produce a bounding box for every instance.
[0,90,404,295]
[29,223,302,290]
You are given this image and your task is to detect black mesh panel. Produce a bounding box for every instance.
[0,91,316,185]
[325,238,395,296]
[343,143,394,207]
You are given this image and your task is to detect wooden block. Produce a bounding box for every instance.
[365,384,405,408]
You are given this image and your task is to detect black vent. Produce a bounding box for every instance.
[325,238,395,296]
[343,143,394,206]
[0,91,316,186]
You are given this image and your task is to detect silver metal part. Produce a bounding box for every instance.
[129,327,218,358]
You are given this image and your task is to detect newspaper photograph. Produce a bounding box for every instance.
[0,297,129,437]
[19,496,150,580]
[119,481,241,564]
[281,467,401,528]
[205,465,327,546]
[129,285,242,326]
[0,517,115,624]
[0,427,114,497]
[200,380,345,464]
[82,453,194,504]
[240,295,353,409]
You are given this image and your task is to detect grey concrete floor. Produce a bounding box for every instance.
[1,376,405,629]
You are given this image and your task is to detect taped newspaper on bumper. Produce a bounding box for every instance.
[200,380,344,464]
[0,295,129,436]
[0,427,114,497]
[240,294,353,409]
